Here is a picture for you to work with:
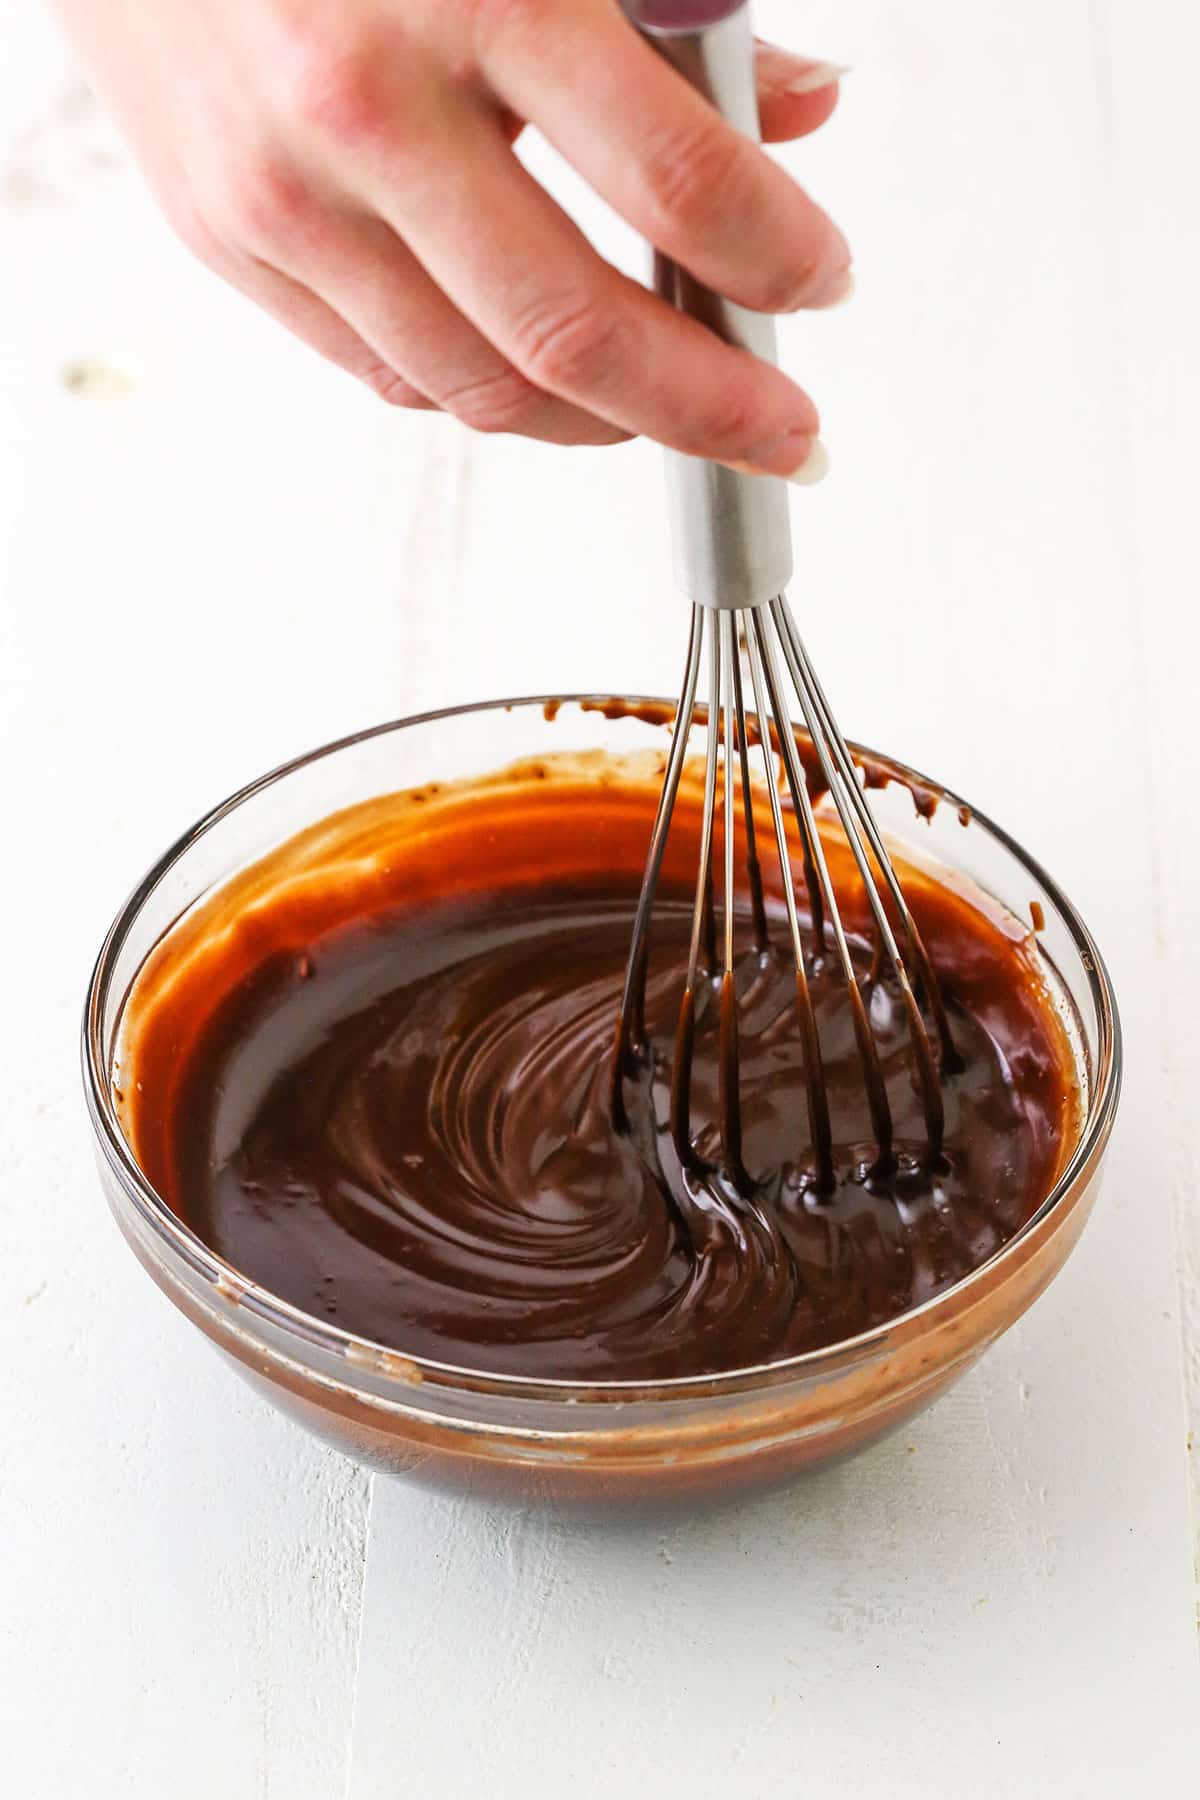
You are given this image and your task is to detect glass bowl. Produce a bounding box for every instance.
[82,697,1120,1507]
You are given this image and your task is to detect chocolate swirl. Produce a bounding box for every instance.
[157,850,1072,1379]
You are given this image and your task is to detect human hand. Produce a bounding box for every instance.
[53,0,849,477]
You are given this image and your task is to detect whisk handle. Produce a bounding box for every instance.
[625,0,795,611]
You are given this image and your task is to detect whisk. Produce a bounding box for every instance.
[615,0,959,1191]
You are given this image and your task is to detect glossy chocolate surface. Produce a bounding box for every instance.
[120,748,1076,1381]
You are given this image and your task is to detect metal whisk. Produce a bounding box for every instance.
[615,0,958,1189]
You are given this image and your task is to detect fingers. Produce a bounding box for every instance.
[293,213,631,447]
[481,1,851,315]
[157,7,848,464]
[249,277,436,409]
[364,108,821,476]
[184,170,628,445]
[753,45,845,143]
[168,202,441,409]
[475,46,844,149]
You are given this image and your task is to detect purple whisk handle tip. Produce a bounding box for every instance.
[622,0,746,36]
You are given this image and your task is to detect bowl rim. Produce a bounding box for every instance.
[82,693,1122,1403]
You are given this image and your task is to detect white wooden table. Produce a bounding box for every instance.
[2,3,1196,1793]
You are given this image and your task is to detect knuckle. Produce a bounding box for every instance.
[643,122,751,239]
[207,155,310,252]
[361,364,428,408]
[754,251,823,315]
[277,31,389,147]
[693,382,758,455]
[509,294,627,395]
[439,364,544,435]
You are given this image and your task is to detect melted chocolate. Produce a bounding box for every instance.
[120,749,1077,1382]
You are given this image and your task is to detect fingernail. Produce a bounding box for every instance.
[783,61,851,96]
[783,437,830,484]
[729,435,829,485]
[811,268,855,309]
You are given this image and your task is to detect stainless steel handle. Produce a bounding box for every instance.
[626,0,794,610]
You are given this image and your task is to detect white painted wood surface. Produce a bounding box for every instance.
[2,2,1196,1793]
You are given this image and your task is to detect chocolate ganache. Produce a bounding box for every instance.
[118,735,1077,1382]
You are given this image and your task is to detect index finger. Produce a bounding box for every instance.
[479,0,852,313]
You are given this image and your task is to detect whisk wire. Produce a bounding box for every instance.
[718,612,747,1178]
[727,627,769,952]
[670,613,722,1164]
[686,616,722,994]
[613,601,703,1104]
[770,598,946,1153]
[774,596,960,1073]
[742,610,835,1190]
[615,594,953,1185]
[749,606,897,1172]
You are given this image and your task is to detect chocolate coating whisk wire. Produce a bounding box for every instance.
[613,598,957,1192]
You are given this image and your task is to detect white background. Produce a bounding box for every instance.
[1,1,1197,1794]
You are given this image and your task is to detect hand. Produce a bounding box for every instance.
[53,0,849,476]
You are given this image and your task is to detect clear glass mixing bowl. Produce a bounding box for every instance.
[82,697,1120,1506]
